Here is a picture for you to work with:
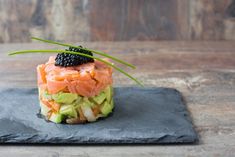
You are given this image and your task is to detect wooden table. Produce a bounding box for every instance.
[0,41,234,156]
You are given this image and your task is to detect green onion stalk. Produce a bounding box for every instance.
[9,49,143,87]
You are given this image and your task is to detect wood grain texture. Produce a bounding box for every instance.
[89,0,185,41]
[0,0,235,42]
[0,41,235,156]
[189,0,233,40]
[0,0,90,43]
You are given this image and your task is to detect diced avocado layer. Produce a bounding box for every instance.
[52,92,79,104]
[104,86,113,103]
[60,105,77,118]
[40,85,114,123]
[91,92,106,104]
[49,113,63,123]
[101,101,114,116]
[82,97,95,107]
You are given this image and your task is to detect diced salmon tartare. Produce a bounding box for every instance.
[37,56,114,124]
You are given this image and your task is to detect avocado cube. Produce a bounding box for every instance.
[82,97,95,107]
[91,92,106,104]
[52,92,78,104]
[104,86,113,103]
[49,113,63,123]
[60,105,78,118]
[101,101,113,116]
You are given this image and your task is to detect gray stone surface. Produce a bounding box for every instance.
[0,87,198,144]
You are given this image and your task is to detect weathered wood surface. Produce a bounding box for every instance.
[0,41,235,156]
[0,0,235,42]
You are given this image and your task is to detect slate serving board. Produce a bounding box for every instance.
[0,87,198,144]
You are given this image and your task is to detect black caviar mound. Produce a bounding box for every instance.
[55,46,94,67]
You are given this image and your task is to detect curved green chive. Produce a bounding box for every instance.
[31,37,136,69]
[8,50,143,87]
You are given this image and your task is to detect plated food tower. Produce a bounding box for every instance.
[37,47,114,124]
[8,37,142,124]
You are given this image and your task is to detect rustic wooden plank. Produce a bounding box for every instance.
[2,51,235,71]
[1,41,235,70]
[0,0,235,42]
[2,41,235,54]
[1,41,235,86]
[0,0,188,42]
[89,0,187,41]
[0,143,234,157]
[0,0,90,43]
[189,0,234,40]
[177,0,190,40]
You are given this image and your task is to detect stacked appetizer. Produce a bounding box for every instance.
[9,37,142,124]
[37,47,113,124]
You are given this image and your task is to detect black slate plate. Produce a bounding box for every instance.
[0,87,198,144]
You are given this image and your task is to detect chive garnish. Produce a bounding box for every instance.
[31,37,135,69]
[8,50,143,87]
